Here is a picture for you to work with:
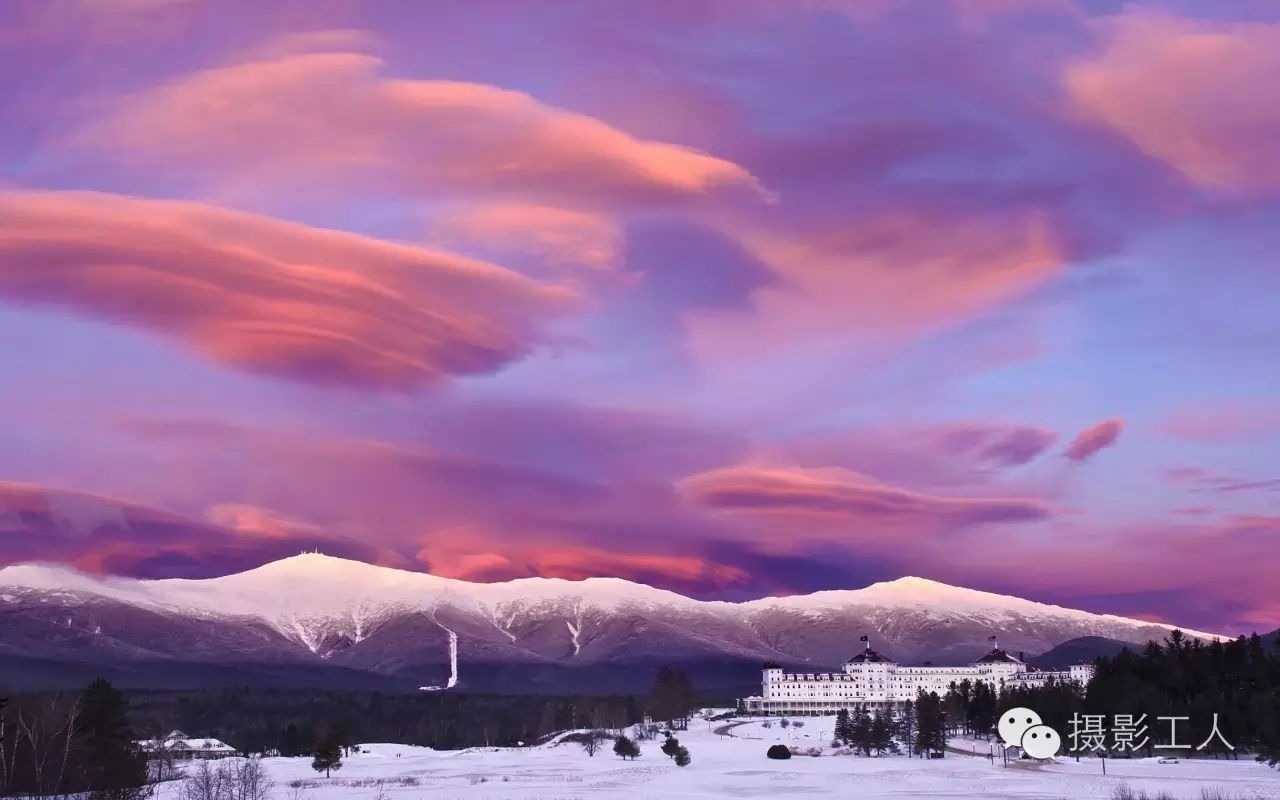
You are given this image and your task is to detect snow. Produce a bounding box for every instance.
[567,621,581,656]
[147,718,1278,799]
[0,553,1224,652]
[418,619,458,691]
[139,736,236,754]
[744,577,1223,640]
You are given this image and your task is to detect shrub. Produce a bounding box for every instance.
[767,744,792,760]
[562,729,609,756]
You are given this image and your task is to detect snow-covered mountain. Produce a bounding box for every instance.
[0,554,1217,693]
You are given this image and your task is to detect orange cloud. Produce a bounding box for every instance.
[680,464,1052,527]
[87,50,766,208]
[0,189,577,389]
[416,529,748,593]
[435,203,624,273]
[689,206,1064,361]
[204,503,325,538]
[531,547,749,588]
[1063,418,1123,461]
[1067,12,1280,195]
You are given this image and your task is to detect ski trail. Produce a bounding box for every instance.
[566,620,581,656]
[565,600,584,657]
[418,614,459,691]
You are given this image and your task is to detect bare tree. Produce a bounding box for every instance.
[4,693,79,797]
[225,757,274,800]
[178,757,273,800]
[579,730,607,757]
[178,760,227,800]
[149,744,181,784]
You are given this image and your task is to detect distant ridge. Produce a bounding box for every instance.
[1029,636,1134,669]
[0,554,1219,693]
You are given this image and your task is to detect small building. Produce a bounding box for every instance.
[136,730,238,760]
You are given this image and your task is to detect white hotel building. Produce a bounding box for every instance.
[740,639,1094,716]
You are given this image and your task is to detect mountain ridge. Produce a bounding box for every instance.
[0,553,1222,636]
[0,554,1221,693]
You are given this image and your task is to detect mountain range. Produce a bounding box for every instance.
[0,554,1218,694]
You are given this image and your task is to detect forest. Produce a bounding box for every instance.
[3,631,1278,797]
[126,687,646,754]
[962,631,1280,764]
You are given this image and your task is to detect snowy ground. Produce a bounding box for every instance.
[152,717,1279,799]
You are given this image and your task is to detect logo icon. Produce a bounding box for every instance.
[999,706,1060,758]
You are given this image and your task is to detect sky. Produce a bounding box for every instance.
[0,0,1277,635]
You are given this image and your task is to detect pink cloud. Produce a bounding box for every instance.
[0,189,577,389]
[680,464,1052,527]
[415,527,749,594]
[433,203,624,274]
[771,420,1059,491]
[0,481,398,577]
[1163,466,1280,494]
[1066,11,1280,196]
[1063,418,1123,461]
[926,422,1058,468]
[688,206,1066,362]
[87,48,765,208]
[115,415,612,548]
[204,503,327,539]
[933,514,1280,632]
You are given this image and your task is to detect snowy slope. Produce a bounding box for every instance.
[146,721,1280,800]
[0,554,1220,692]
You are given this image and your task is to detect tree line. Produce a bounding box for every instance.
[831,694,947,757]
[786,629,1280,766]
[1083,630,1280,763]
[970,630,1280,765]
[122,686,646,755]
[0,678,149,798]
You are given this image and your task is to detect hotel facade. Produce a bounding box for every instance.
[740,639,1094,716]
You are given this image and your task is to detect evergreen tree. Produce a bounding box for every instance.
[852,707,872,755]
[870,710,893,755]
[943,681,970,736]
[75,678,148,800]
[914,691,946,758]
[834,708,852,745]
[673,744,691,767]
[969,680,998,738]
[660,733,681,758]
[311,737,343,778]
[612,735,640,760]
[897,699,916,756]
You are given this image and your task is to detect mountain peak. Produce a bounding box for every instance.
[249,552,385,574]
[877,575,954,589]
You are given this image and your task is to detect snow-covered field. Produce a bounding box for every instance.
[152,718,1279,799]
